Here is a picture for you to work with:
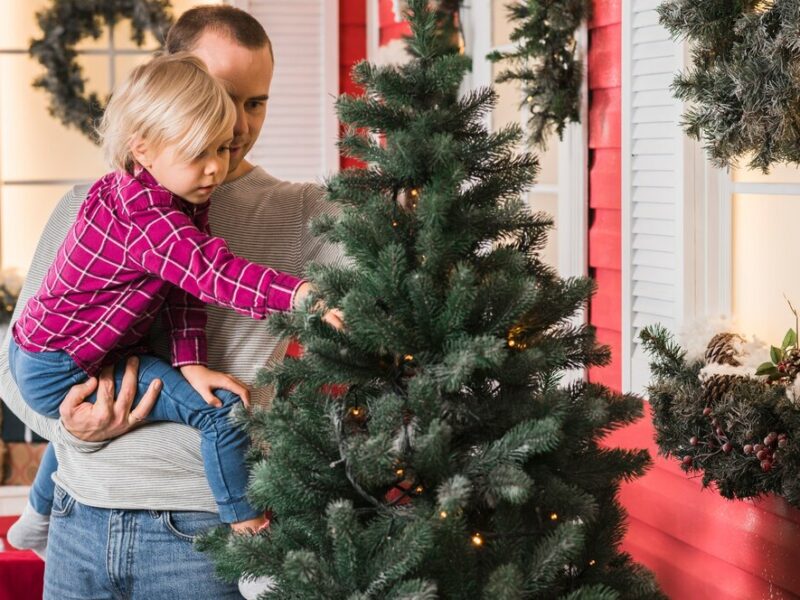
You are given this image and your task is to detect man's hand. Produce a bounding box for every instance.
[59,356,161,442]
[180,364,251,408]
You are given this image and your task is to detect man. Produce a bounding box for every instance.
[0,5,340,598]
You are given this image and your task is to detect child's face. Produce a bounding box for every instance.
[136,129,234,204]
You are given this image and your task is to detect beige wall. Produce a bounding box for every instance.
[0,0,212,275]
[491,0,559,270]
[732,162,800,343]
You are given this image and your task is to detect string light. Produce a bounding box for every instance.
[349,407,364,419]
[414,485,424,494]
[395,468,405,477]
[392,220,399,227]
[439,510,448,519]
[404,354,414,362]
[549,512,558,521]
[589,559,596,566]
[507,325,527,351]
[471,533,484,547]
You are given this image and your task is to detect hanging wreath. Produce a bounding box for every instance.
[640,321,800,508]
[488,0,591,148]
[659,1,800,172]
[29,0,173,143]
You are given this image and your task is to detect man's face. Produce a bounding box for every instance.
[191,31,274,182]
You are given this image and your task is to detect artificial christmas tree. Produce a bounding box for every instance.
[203,2,663,598]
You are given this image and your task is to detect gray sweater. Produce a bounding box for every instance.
[0,167,340,512]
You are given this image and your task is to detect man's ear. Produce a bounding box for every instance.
[129,137,152,169]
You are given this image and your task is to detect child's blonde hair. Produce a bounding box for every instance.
[99,52,236,172]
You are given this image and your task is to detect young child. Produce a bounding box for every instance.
[6,52,335,557]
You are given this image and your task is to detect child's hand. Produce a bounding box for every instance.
[293,282,345,331]
[180,365,251,409]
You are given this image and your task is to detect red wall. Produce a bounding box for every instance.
[586,2,800,597]
[339,0,367,170]
[608,406,800,599]
[587,0,622,391]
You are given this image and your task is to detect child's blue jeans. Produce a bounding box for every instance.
[8,338,259,524]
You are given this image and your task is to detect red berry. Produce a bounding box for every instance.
[754,444,764,453]
[757,450,768,460]
[682,456,693,467]
[779,363,787,373]
[778,433,788,441]
[761,460,773,472]
[743,444,754,455]
[716,427,725,436]
[690,436,699,446]
[779,438,788,449]
[723,442,733,454]
[703,407,712,417]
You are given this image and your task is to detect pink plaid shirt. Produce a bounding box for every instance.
[13,169,304,376]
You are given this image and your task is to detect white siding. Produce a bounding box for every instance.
[243,0,339,183]
[622,0,685,393]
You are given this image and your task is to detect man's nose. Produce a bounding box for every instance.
[233,104,248,137]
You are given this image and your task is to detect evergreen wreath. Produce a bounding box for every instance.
[640,324,800,508]
[659,0,800,172]
[488,0,591,148]
[29,0,173,143]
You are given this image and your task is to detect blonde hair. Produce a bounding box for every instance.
[99,52,236,172]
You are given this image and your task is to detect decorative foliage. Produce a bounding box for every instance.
[489,0,591,148]
[641,324,800,507]
[202,1,663,597]
[658,0,800,172]
[29,0,173,143]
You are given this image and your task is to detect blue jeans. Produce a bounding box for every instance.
[45,484,243,599]
[8,339,258,523]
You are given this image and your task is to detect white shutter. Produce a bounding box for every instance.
[622,0,687,393]
[240,0,339,183]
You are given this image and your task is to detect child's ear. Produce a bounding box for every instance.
[129,137,152,169]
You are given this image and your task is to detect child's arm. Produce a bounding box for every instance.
[163,285,208,369]
[127,202,305,318]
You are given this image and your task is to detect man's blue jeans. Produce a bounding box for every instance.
[45,484,243,599]
[8,339,259,523]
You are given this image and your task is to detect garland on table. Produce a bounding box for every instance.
[658,0,800,172]
[489,0,590,148]
[640,321,800,507]
[29,0,173,143]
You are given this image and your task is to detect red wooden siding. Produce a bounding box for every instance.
[587,1,622,390]
[339,0,367,170]
[608,405,800,599]
[379,0,410,45]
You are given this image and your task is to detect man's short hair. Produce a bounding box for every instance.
[165,5,274,62]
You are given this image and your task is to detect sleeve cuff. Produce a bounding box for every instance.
[171,335,208,368]
[267,274,306,312]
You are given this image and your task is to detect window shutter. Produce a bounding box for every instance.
[241,0,339,182]
[623,0,686,393]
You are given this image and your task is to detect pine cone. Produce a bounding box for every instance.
[782,347,800,380]
[704,332,743,366]
[701,374,739,406]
